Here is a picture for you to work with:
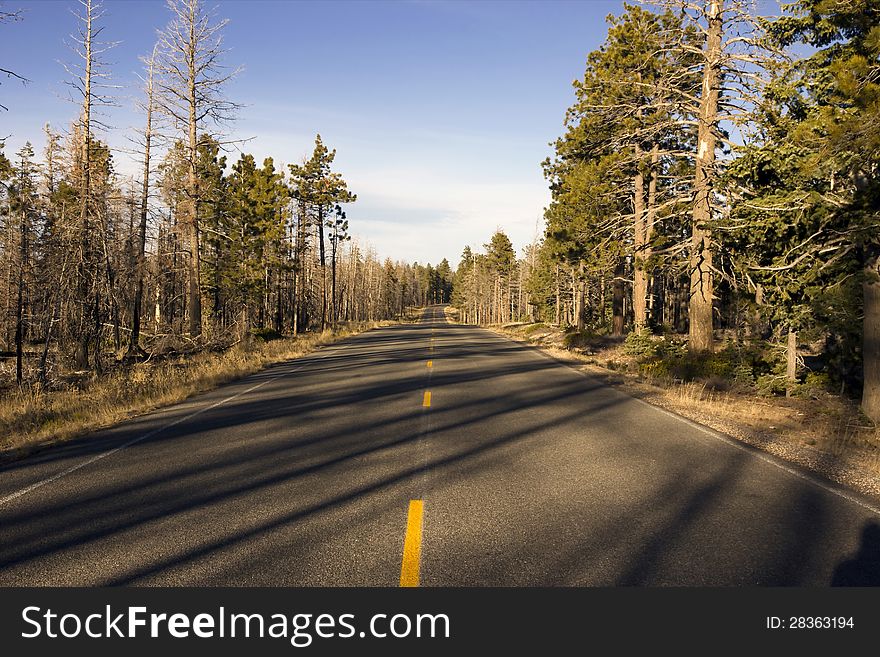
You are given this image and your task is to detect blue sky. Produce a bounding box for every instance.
[1,0,624,265]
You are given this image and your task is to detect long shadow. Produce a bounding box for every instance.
[101,391,630,586]
[0,338,592,509]
[7,311,864,586]
[0,372,606,531]
[465,444,751,586]
[614,452,752,586]
[464,440,839,586]
[0,390,623,566]
[0,363,626,571]
[832,521,880,585]
[0,349,571,480]
[613,455,828,586]
[0,323,549,474]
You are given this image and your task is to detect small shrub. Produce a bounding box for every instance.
[793,372,833,399]
[523,323,548,336]
[702,376,730,392]
[639,357,672,380]
[732,363,755,387]
[655,338,687,359]
[623,330,657,357]
[756,373,787,396]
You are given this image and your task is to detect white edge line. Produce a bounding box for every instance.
[0,350,333,508]
[488,327,880,518]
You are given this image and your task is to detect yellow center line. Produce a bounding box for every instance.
[426,360,433,369]
[400,500,424,587]
[422,390,431,407]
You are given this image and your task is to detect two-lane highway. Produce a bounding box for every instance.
[1,306,878,585]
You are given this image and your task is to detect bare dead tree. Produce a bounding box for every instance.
[155,0,241,339]
[648,0,780,352]
[0,8,30,112]
[61,0,117,369]
[127,44,159,358]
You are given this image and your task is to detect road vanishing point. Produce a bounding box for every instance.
[1,306,878,585]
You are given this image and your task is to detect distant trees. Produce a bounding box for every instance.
[452,231,528,325]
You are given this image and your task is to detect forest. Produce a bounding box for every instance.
[1,0,877,445]
[0,0,452,395]
[452,0,879,424]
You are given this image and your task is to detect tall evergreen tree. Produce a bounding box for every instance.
[764,0,880,420]
[288,135,356,331]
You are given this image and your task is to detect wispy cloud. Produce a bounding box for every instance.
[349,165,548,263]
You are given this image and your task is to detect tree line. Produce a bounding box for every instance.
[0,0,444,386]
[452,0,879,423]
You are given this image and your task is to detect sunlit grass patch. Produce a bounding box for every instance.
[0,322,384,460]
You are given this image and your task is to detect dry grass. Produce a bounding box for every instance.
[484,320,880,500]
[0,322,391,460]
[399,306,425,323]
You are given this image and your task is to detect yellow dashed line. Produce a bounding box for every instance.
[399,500,424,587]
[422,391,431,407]
[426,360,433,369]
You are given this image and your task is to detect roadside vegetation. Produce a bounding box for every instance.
[450,1,879,432]
[0,320,400,460]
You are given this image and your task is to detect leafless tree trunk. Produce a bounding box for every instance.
[689,0,722,353]
[185,65,202,337]
[786,327,797,397]
[74,0,95,368]
[128,46,157,357]
[157,0,240,339]
[863,256,880,422]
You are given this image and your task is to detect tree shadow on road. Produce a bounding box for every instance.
[831,521,880,586]
[2,317,879,587]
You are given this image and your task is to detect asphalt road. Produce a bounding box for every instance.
[1,306,879,586]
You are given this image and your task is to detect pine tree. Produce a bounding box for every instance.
[762,0,880,420]
[156,0,240,338]
[288,135,356,331]
[544,3,700,335]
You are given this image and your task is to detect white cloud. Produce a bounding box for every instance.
[348,166,548,264]
[235,126,551,265]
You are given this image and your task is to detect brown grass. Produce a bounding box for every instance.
[0,322,391,460]
[482,320,880,499]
